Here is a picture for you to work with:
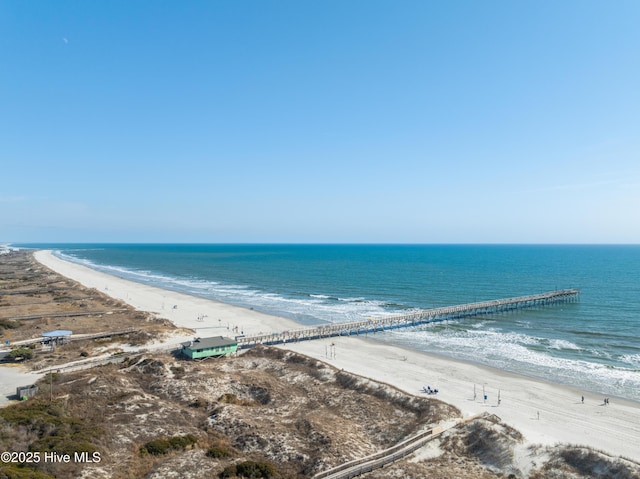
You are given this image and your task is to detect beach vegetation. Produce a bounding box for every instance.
[528,445,640,479]
[8,348,34,360]
[0,398,101,479]
[0,463,56,479]
[0,318,18,330]
[220,460,278,478]
[0,399,101,453]
[140,434,198,455]
[140,438,171,455]
[333,370,455,422]
[206,443,234,458]
[462,420,521,470]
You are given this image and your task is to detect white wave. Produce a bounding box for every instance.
[548,339,582,350]
[590,349,613,360]
[0,244,20,255]
[389,327,640,400]
[619,354,640,368]
[470,320,495,328]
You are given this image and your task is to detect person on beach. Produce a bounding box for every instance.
[582,396,584,404]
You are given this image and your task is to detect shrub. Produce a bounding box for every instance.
[0,463,56,478]
[0,318,18,330]
[218,393,240,404]
[220,465,237,478]
[141,439,172,455]
[221,460,277,478]
[235,460,277,478]
[168,434,197,450]
[218,393,254,406]
[9,348,34,360]
[0,399,102,458]
[140,434,198,455]
[206,445,233,459]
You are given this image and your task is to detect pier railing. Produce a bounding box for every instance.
[236,289,579,349]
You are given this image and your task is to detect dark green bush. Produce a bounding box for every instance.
[220,465,237,478]
[0,463,56,478]
[141,439,171,455]
[221,460,277,478]
[9,348,34,360]
[0,399,101,458]
[206,445,232,458]
[140,434,198,455]
[168,434,197,450]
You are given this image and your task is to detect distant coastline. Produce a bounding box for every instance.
[16,243,640,403]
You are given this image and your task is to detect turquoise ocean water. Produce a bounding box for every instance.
[17,244,640,401]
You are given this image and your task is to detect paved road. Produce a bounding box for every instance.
[0,364,44,405]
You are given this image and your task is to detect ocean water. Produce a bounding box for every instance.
[17,244,640,401]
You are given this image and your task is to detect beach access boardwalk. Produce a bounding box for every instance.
[312,413,492,479]
[236,289,579,350]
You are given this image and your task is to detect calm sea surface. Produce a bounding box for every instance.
[18,244,640,401]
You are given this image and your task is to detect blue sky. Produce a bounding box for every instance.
[1,1,639,243]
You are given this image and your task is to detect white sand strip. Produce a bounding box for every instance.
[284,337,640,461]
[34,250,299,343]
[34,250,640,462]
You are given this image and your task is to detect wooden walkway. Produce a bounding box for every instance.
[237,289,579,349]
[10,328,140,347]
[312,413,493,479]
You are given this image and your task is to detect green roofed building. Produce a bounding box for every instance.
[181,336,238,360]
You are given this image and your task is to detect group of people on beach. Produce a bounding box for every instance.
[581,395,611,406]
[422,385,439,395]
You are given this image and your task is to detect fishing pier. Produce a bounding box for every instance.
[236,289,579,349]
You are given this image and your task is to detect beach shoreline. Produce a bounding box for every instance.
[33,249,640,462]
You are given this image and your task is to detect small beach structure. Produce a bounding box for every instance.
[181,336,238,360]
[16,384,39,400]
[42,330,73,341]
[42,330,73,349]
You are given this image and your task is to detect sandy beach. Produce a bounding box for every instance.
[34,250,640,463]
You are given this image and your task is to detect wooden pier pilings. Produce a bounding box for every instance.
[236,289,579,350]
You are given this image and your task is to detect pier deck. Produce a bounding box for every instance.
[236,289,579,349]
